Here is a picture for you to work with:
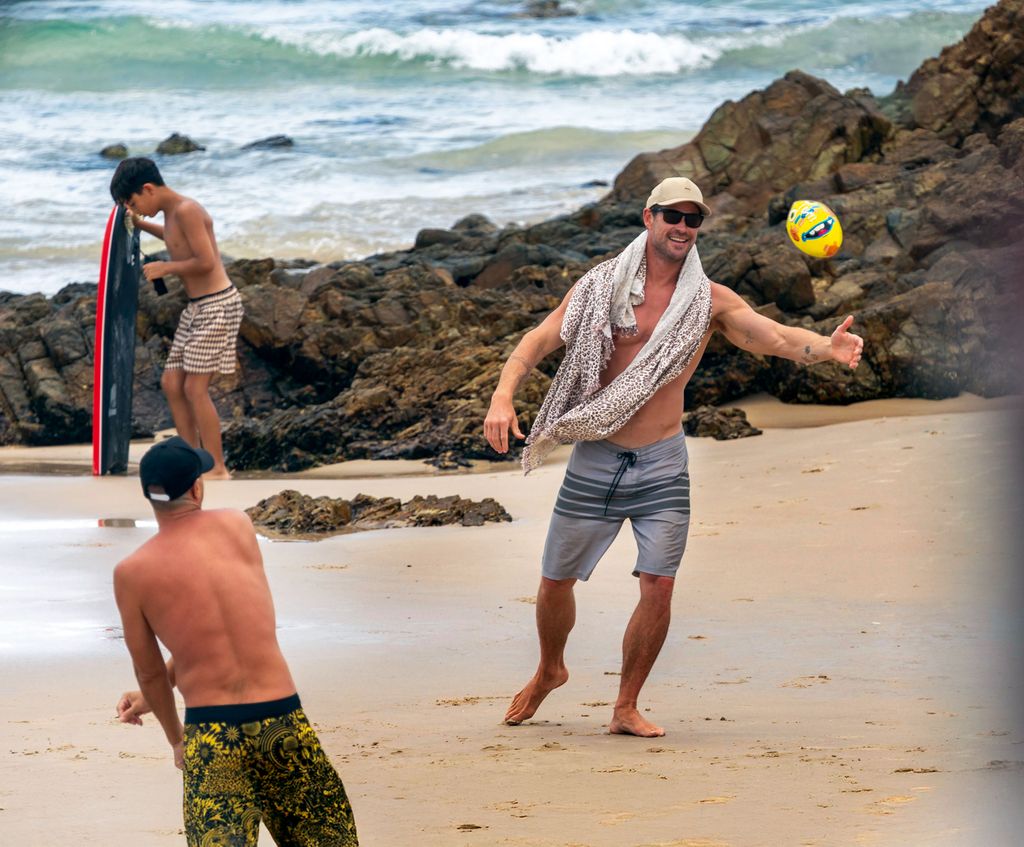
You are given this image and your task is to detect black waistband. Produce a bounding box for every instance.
[184,693,300,725]
[189,284,236,303]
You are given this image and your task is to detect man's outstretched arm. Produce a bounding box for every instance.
[711,283,864,369]
[484,284,577,453]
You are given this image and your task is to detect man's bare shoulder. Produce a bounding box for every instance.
[708,281,746,323]
[203,506,253,523]
[199,508,256,534]
[113,539,159,586]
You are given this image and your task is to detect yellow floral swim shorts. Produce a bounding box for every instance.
[183,694,357,846]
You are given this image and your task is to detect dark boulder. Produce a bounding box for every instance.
[242,135,295,150]
[683,406,762,440]
[518,0,577,18]
[156,133,205,155]
[245,489,512,538]
[612,70,891,216]
[882,0,1024,143]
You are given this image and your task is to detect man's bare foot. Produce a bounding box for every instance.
[504,668,569,725]
[203,467,232,481]
[608,707,664,737]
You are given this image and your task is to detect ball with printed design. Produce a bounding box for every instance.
[786,200,843,258]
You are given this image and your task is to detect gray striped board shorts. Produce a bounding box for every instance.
[542,430,691,581]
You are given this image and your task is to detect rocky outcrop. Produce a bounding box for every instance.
[882,0,1024,143]
[517,0,577,18]
[100,144,128,160]
[242,135,295,150]
[246,489,512,538]
[155,133,205,155]
[1,0,1021,466]
[683,406,762,440]
[612,71,892,217]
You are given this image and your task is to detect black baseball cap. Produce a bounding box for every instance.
[139,436,214,501]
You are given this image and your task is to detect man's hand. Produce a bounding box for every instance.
[830,315,864,369]
[142,261,170,282]
[173,740,184,770]
[116,690,151,725]
[484,395,525,454]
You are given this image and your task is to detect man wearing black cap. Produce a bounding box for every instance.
[114,436,358,846]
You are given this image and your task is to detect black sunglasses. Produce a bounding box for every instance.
[651,206,704,228]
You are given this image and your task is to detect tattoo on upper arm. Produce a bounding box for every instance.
[801,344,820,364]
[743,330,754,347]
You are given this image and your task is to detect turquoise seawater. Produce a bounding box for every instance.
[0,0,991,294]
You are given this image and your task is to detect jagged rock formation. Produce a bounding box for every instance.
[246,489,512,538]
[683,407,762,441]
[1,0,1021,468]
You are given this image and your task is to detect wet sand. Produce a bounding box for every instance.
[0,399,1021,846]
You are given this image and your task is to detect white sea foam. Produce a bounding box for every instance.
[274,27,722,76]
[0,1,992,295]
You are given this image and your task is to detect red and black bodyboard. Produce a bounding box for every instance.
[92,205,140,475]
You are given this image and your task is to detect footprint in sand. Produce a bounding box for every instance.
[637,841,731,847]
[489,799,533,819]
[435,695,502,707]
[780,675,831,688]
[865,795,917,815]
[600,811,638,825]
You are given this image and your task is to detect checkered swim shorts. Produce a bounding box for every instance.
[165,285,244,374]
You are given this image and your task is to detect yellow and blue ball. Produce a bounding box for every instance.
[786,200,843,259]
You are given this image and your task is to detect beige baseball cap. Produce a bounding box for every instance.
[645,177,711,216]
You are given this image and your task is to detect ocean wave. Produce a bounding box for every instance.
[0,10,982,89]
[0,17,326,90]
[276,27,720,76]
[712,10,981,77]
[390,126,692,172]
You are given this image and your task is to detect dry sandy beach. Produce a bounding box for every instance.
[1,397,1021,846]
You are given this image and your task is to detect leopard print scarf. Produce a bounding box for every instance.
[522,231,712,473]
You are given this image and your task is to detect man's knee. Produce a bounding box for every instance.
[638,573,675,606]
[540,576,576,593]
